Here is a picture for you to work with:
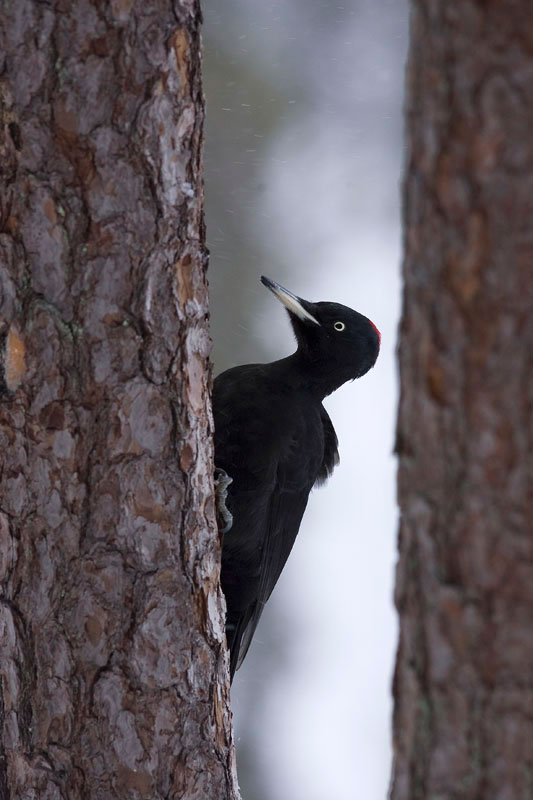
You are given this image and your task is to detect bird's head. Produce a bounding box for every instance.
[261,275,380,396]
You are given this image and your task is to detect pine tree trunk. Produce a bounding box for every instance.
[392,3,533,798]
[0,1,239,797]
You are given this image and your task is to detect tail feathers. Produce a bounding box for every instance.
[226,621,242,683]
[226,610,255,682]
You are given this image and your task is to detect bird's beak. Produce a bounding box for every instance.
[261,276,320,326]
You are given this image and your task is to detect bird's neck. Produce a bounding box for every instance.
[276,351,348,400]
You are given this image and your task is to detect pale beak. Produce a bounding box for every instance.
[261,276,320,326]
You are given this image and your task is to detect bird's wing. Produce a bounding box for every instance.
[234,408,338,670]
[235,445,316,671]
[214,366,328,676]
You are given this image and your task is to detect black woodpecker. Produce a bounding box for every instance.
[213,276,381,681]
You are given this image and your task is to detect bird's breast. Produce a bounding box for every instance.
[213,366,326,490]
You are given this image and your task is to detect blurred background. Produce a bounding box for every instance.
[203,2,408,797]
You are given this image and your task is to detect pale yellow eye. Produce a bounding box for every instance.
[334,321,345,332]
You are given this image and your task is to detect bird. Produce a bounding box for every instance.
[213,276,381,681]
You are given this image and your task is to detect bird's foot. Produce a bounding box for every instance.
[215,468,233,534]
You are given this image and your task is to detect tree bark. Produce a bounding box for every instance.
[393,3,533,799]
[0,1,239,797]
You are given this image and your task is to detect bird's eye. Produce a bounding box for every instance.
[333,321,345,332]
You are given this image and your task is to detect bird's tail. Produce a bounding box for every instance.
[226,621,241,683]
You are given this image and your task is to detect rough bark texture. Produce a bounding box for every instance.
[0,1,239,798]
[392,3,533,799]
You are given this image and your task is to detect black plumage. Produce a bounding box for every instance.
[213,276,380,681]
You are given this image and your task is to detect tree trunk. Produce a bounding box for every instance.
[393,3,533,799]
[0,1,239,797]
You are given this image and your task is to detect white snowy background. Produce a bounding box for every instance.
[204,2,408,798]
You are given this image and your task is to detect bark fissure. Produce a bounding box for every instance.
[392,3,533,798]
[0,1,239,797]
